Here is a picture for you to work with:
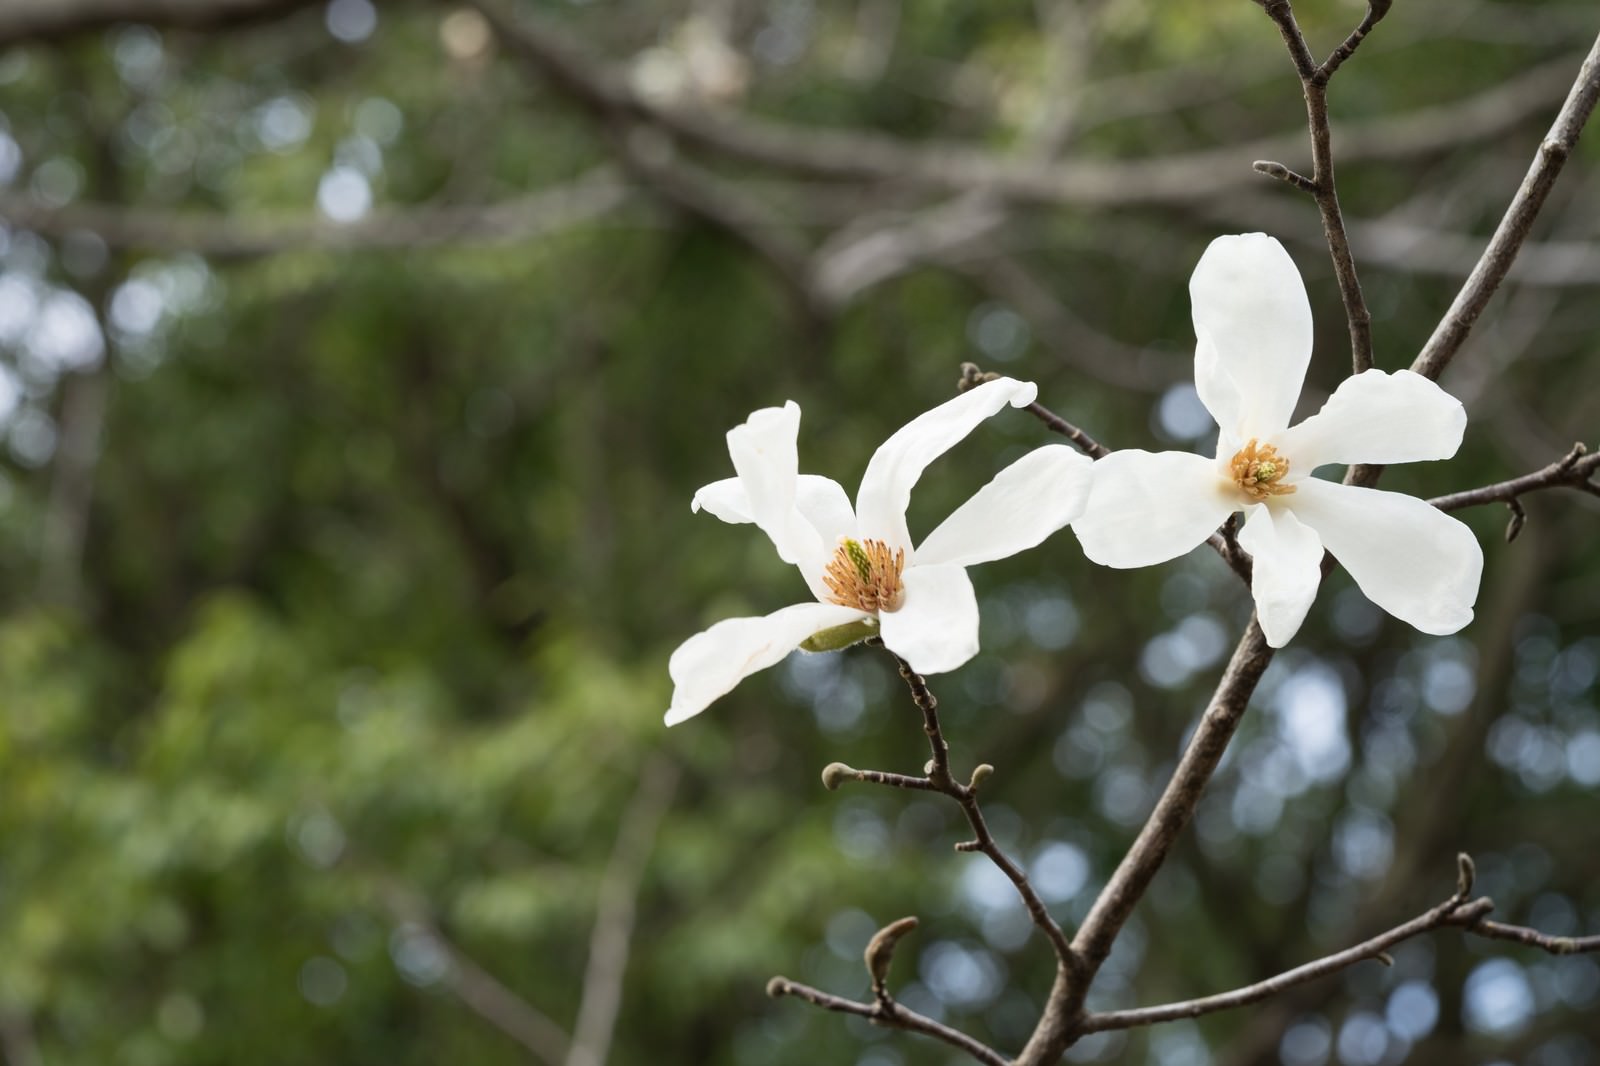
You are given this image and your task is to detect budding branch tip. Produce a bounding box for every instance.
[968,764,995,791]
[864,917,920,990]
[822,762,856,791]
[1456,852,1477,897]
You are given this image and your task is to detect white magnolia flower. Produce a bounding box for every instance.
[666,377,1093,725]
[1072,233,1483,648]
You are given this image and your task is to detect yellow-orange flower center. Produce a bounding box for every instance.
[1229,439,1296,501]
[822,538,906,613]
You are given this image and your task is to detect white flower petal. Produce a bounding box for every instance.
[794,475,857,547]
[690,477,750,523]
[1276,369,1466,471]
[1190,233,1313,440]
[1072,449,1236,568]
[854,377,1038,551]
[878,564,980,675]
[1237,503,1326,648]
[1289,479,1482,636]
[692,474,856,545]
[665,601,869,725]
[725,402,823,569]
[915,445,1093,568]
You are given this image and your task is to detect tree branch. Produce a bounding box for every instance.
[765,977,1009,1066]
[0,0,319,45]
[565,756,680,1066]
[1254,0,1386,373]
[1412,29,1600,382]
[1429,442,1600,540]
[797,644,1079,1012]
[0,175,631,256]
[1467,920,1600,956]
[379,887,573,1066]
[470,0,1581,209]
[1081,893,1492,1034]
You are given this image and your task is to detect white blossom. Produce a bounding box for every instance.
[666,378,1093,725]
[1072,233,1483,648]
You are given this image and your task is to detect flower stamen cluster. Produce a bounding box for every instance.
[1230,438,1295,500]
[823,538,905,613]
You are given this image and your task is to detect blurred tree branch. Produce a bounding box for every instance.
[0,174,630,257]
[379,887,573,1066]
[1412,30,1600,380]
[0,0,320,45]
[469,0,1583,209]
[1252,0,1387,373]
[565,756,679,1066]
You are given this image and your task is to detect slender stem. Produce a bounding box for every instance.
[886,655,1078,966]
[1468,920,1600,956]
[967,364,1254,585]
[1256,0,1381,373]
[1317,1,1388,83]
[766,978,1010,1066]
[565,757,680,1066]
[1079,895,1493,1033]
[1412,30,1600,382]
[959,362,1108,459]
[1429,443,1599,514]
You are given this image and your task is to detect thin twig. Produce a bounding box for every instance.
[1316,0,1389,83]
[565,756,680,1066]
[765,977,1009,1066]
[379,887,572,1066]
[1080,895,1493,1033]
[1412,30,1600,382]
[967,364,1254,584]
[1467,920,1600,956]
[1255,0,1384,373]
[958,362,1108,459]
[1429,443,1600,541]
[821,762,940,792]
[889,653,1077,965]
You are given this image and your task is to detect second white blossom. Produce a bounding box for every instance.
[1071,233,1484,648]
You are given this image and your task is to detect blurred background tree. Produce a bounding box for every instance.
[0,1,1597,1064]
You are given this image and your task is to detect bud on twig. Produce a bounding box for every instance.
[864,916,919,993]
[822,762,856,791]
[1457,852,1477,898]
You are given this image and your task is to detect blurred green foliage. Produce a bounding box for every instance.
[1,2,1599,1065]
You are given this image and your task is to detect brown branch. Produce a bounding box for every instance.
[812,641,1079,978]
[1080,895,1492,1034]
[565,756,680,1066]
[892,651,1076,966]
[821,762,940,792]
[1467,920,1600,955]
[1412,30,1600,382]
[1068,622,1273,974]
[1429,443,1600,540]
[1255,0,1384,374]
[1316,0,1389,83]
[958,363,1108,459]
[765,977,1009,1066]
